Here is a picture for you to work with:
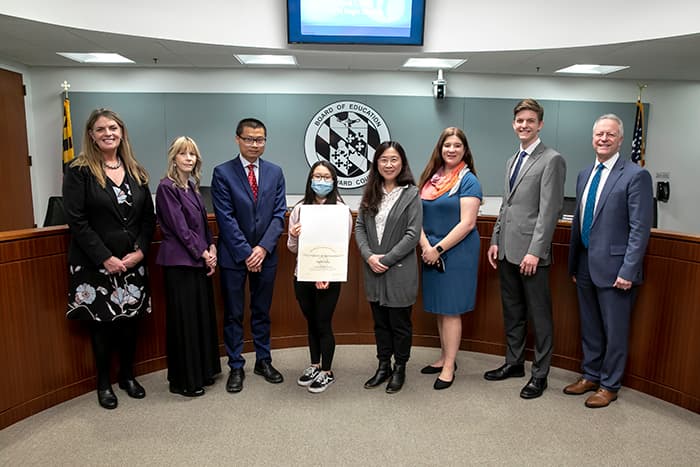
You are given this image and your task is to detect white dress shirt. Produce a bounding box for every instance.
[240,156,259,181]
[510,138,541,178]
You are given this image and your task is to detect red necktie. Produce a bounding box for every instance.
[247,164,258,201]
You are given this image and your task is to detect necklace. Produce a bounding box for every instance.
[102,158,122,170]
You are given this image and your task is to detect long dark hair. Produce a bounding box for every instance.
[300,160,342,205]
[360,141,415,215]
[418,127,476,189]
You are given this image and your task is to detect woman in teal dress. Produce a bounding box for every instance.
[418,127,482,390]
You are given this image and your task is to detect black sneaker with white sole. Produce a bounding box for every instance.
[308,372,335,393]
[297,365,321,386]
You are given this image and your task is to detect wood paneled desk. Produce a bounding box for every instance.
[1,216,698,428]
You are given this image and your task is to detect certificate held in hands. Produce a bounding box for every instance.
[297,204,350,282]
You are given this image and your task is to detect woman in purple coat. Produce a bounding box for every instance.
[156,136,221,397]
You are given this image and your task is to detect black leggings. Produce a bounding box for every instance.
[294,280,340,371]
[89,319,140,390]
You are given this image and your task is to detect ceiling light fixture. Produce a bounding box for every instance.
[235,54,297,66]
[555,64,629,75]
[56,53,134,64]
[403,58,467,69]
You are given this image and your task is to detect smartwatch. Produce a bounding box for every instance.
[436,245,444,254]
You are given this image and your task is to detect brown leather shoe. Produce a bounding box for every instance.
[563,377,599,395]
[585,388,618,408]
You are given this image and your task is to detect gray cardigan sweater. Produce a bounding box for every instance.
[355,185,422,307]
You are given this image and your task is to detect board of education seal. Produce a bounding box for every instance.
[304,101,390,188]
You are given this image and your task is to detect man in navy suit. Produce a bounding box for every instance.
[565,114,653,408]
[212,118,287,393]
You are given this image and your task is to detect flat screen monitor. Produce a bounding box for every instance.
[288,0,426,45]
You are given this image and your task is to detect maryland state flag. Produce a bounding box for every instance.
[630,99,645,167]
[62,97,75,168]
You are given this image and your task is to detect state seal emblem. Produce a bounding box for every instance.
[304,101,390,188]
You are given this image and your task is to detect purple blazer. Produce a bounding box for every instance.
[156,178,213,267]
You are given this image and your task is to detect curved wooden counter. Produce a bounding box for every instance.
[1,217,698,428]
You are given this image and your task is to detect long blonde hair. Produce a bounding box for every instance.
[70,108,149,188]
[165,136,202,192]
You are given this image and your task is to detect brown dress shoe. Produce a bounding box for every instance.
[585,388,618,408]
[563,377,599,395]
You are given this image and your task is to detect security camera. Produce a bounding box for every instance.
[432,69,446,99]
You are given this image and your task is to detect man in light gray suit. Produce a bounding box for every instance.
[484,98,566,399]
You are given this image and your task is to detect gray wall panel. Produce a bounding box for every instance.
[362,95,464,190]
[71,92,644,198]
[162,93,268,186]
[72,93,166,191]
[264,94,363,194]
[463,97,522,196]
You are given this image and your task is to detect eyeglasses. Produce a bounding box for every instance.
[312,175,333,182]
[378,157,400,166]
[239,137,267,146]
[594,131,619,139]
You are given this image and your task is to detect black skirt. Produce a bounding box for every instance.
[163,266,221,391]
[66,262,151,321]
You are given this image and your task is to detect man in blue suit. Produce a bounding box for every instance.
[212,118,287,393]
[565,114,653,408]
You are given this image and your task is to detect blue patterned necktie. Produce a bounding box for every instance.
[581,163,605,248]
[509,150,528,190]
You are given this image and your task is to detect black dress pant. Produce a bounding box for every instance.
[294,280,340,371]
[370,302,412,365]
[89,319,140,390]
[498,259,553,378]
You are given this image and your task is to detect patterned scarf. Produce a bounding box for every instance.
[420,161,468,200]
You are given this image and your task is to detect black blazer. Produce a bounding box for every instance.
[63,164,156,268]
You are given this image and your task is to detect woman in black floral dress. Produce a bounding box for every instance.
[63,108,155,410]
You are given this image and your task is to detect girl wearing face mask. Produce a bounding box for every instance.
[287,161,352,393]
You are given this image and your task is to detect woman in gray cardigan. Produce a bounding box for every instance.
[355,141,422,394]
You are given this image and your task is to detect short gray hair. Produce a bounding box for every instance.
[593,113,624,137]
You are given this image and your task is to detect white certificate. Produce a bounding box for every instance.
[297,204,350,282]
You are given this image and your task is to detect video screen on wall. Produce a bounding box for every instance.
[287,0,426,45]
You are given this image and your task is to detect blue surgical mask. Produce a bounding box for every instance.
[311,180,333,197]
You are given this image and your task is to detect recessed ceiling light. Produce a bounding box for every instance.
[555,64,629,75]
[403,58,467,69]
[235,54,297,66]
[57,52,134,64]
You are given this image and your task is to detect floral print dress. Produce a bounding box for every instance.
[66,178,151,321]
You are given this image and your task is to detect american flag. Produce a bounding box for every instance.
[630,99,645,166]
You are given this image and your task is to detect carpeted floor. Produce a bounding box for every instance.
[1,345,698,466]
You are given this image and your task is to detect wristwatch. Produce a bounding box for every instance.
[436,245,444,254]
